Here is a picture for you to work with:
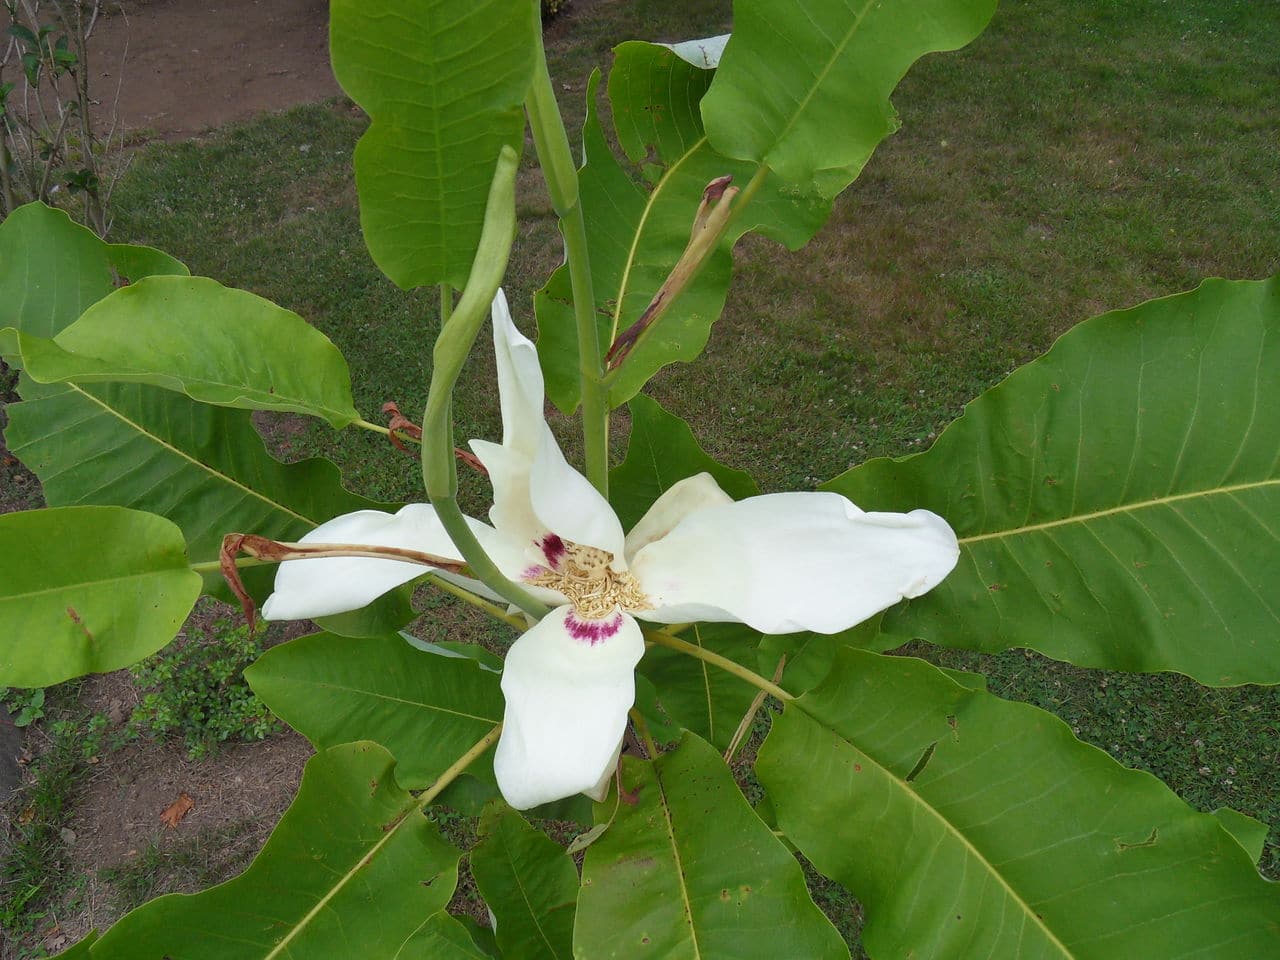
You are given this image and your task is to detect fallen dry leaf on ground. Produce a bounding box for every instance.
[159,792,195,828]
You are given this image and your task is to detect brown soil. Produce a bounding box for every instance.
[90,0,341,141]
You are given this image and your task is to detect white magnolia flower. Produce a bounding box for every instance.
[262,291,959,809]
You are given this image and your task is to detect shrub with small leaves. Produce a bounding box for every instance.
[126,619,282,759]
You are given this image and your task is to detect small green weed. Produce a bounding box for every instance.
[125,618,282,760]
[0,693,89,953]
[0,688,45,728]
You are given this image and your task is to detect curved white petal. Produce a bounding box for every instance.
[623,472,734,563]
[470,438,541,548]
[491,289,545,459]
[662,34,730,69]
[262,504,467,621]
[529,428,626,560]
[494,607,644,810]
[631,493,959,634]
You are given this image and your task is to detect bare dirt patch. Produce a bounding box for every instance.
[90,0,341,141]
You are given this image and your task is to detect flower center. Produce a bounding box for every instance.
[525,537,650,620]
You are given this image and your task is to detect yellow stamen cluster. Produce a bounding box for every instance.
[528,542,650,620]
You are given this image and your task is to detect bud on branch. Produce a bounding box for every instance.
[605,175,740,371]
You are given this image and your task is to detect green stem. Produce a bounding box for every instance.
[644,628,794,703]
[190,556,266,575]
[417,723,503,807]
[421,145,550,619]
[424,573,528,630]
[525,32,609,496]
[440,283,454,324]
[629,708,660,759]
[353,417,394,437]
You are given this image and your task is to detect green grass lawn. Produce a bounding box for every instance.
[95,0,1279,938]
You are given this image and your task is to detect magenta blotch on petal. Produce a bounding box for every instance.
[565,611,624,645]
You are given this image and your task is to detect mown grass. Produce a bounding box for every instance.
[95,0,1280,942]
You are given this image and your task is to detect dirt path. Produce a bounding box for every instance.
[91,0,341,140]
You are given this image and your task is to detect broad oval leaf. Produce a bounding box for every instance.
[0,506,201,687]
[246,632,504,789]
[576,732,849,959]
[90,742,462,959]
[759,649,1280,959]
[536,43,832,412]
[3,275,360,427]
[828,276,1280,685]
[0,201,187,340]
[702,0,996,191]
[470,803,578,960]
[330,0,535,289]
[5,376,394,604]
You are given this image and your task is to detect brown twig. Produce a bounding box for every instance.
[219,532,468,628]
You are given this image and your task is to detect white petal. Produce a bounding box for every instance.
[261,504,465,621]
[491,289,545,459]
[623,472,734,563]
[470,438,541,549]
[630,493,959,634]
[494,607,644,810]
[529,427,625,560]
[661,34,730,68]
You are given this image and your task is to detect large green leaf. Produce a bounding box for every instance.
[470,803,579,960]
[2,275,360,427]
[535,43,831,412]
[0,506,201,687]
[610,393,759,531]
[246,632,504,789]
[90,742,462,958]
[5,375,392,603]
[702,0,996,192]
[0,201,187,339]
[828,277,1280,685]
[759,649,1280,959]
[330,0,535,290]
[576,732,848,959]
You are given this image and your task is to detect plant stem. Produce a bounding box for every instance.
[421,145,549,619]
[629,708,660,759]
[524,33,609,496]
[190,556,266,575]
[644,628,794,703]
[440,283,453,324]
[424,573,528,630]
[353,417,394,437]
[416,723,503,807]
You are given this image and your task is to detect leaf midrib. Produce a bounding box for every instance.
[607,135,709,343]
[653,761,705,959]
[281,676,499,725]
[760,0,879,165]
[959,478,1278,546]
[63,382,319,532]
[801,706,1077,960]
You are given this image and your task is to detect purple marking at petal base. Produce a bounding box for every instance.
[539,533,566,568]
[565,611,623,646]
